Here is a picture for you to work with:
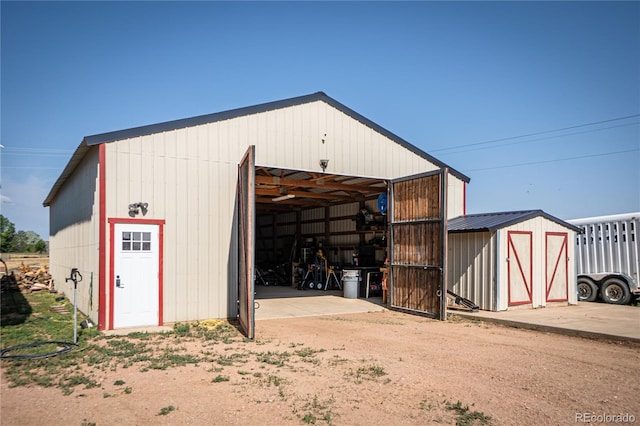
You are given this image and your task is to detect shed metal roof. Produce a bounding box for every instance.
[43,92,470,206]
[448,210,582,233]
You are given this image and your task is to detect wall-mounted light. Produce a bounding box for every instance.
[128,202,149,217]
[319,159,329,173]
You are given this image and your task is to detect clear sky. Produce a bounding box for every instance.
[1,1,639,240]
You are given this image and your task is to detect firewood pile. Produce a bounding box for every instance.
[1,263,53,293]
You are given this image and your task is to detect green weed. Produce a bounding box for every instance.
[157,405,176,416]
[212,375,230,383]
[255,350,290,367]
[446,400,492,426]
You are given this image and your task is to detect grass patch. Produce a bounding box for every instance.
[1,292,247,394]
[446,400,492,426]
[157,405,176,416]
[347,364,387,384]
[255,350,290,367]
[212,374,230,383]
[296,394,335,425]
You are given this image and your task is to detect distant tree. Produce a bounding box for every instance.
[0,214,16,253]
[34,239,48,254]
[13,230,46,253]
[12,230,28,252]
[13,230,42,252]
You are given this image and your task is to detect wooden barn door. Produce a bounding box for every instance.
[545,232,569,302]
[388,169,447,319]
[238,146,255,339]
[507,231,533,306]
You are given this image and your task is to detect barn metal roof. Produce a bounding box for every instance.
[43,92,470,206]
[448,210,582,233]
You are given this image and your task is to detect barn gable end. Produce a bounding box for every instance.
[45,93,469,330]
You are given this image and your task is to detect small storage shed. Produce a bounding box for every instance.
[43,92,470,336]
[447,210,582,311]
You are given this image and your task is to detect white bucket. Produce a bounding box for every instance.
[342,270,359,299]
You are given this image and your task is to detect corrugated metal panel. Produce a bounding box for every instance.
[449,211,541,232]
[106,129,240,323]
[449,210,581,233]
[90,96,471,324]
[447,178,465,219]
[448,231,496,311]
[49,147,101,323]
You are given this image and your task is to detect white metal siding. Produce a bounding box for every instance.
[49,147,101,323]
[99,99,466,323]
[448,231,497,311]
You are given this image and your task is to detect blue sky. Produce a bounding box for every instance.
[1,1,638,239]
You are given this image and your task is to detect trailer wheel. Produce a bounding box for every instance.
[601,278,631,305]
[577,278,598,302]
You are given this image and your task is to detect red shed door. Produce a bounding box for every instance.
[238,146,255,339]
[388,169,447,319]
[507,231,533,306]
[545,232,569,302]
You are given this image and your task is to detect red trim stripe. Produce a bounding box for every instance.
[98,144,106,330]
[545,232,569,302]
[463,182,466,216]
[507,231,533,306]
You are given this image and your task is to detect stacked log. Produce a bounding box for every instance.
[14,263,53,292]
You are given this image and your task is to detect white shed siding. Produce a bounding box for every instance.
[448,214,577,312]
[99,98,466,324]
[49,147,101,323]
[496,217,577,311]
[448,231,497,311]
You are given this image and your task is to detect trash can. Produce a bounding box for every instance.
[342,269,359,299]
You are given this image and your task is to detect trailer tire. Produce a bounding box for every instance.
[601,278,631,305]
[577,278,598,302]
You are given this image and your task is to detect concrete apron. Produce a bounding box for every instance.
[104,285,638,343]
[255,285,386,320]
[454,302,640,343]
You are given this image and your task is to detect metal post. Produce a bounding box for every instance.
[73,281,77,344]
[66,268,82,345]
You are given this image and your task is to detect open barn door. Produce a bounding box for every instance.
[238,145,255,338]
[388,169,447,319]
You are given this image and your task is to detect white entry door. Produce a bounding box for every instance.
[113,223,160,328]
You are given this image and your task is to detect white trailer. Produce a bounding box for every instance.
[568,212,640,305]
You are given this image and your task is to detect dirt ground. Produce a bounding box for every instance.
[2,308,639,426]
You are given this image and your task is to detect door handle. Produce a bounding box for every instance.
[116,275,123,288]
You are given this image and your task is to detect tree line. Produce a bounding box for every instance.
[0,214,47,254]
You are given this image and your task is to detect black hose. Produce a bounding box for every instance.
[0,341,77,360]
